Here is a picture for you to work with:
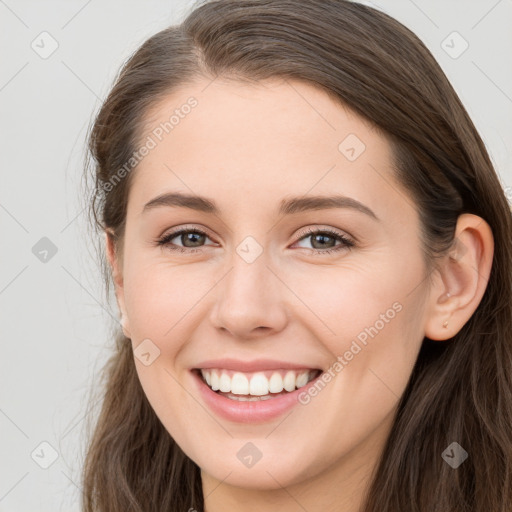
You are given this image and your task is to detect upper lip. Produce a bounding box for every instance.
[193,358,322,373]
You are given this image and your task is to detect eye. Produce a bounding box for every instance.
[292,227,355,255]
[156,227,214,253]
[155,226,355,255]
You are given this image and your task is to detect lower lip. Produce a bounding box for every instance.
[191,369,323,424]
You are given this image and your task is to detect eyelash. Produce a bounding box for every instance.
[155,226,355,256]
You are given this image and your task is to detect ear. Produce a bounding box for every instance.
[105,229,131,338]
[424,213,494,341]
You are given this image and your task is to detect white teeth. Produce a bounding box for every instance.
[268,372,284,393]
[283,371,296,392]
[199,368,318,396]
[296,371,309,388]
[249,373,269,396]
[224,393,273,401]
[231,372,249,394]
[219,372,231,393]
[210,370,220,391]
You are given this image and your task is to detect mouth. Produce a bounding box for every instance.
[192,367,323,401]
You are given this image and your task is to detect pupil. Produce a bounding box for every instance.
[312,234,334,249]
[183,232,204,247]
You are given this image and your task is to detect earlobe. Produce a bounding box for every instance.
[424,214,494,341]
[105,229,131,338]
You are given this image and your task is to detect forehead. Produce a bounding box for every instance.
[127,77,411,221]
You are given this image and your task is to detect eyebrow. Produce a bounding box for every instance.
[142,192,379,220]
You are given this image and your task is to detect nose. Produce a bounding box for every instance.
[209,250,288,340]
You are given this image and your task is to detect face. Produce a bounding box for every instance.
[109,77,432,491]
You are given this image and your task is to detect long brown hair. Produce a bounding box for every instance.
[81,1,512,510]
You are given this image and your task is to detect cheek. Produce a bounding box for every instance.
[287,257,425,400]
[287,256,417,345]
[122,257,197,343]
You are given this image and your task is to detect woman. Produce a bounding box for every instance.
[81,1,512,510]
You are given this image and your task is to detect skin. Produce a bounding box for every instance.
[106,77,494,512]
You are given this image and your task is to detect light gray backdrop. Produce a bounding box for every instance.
[1,1,511,511]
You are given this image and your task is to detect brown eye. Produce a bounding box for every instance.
[157,228,213,252]
[294,228,355,255]
[178,231,207,248]
[309,233,338,249]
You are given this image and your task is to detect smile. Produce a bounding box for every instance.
[191,366,324,423]
[197,368,322,400]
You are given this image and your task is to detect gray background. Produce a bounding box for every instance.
[1,1,511,510]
